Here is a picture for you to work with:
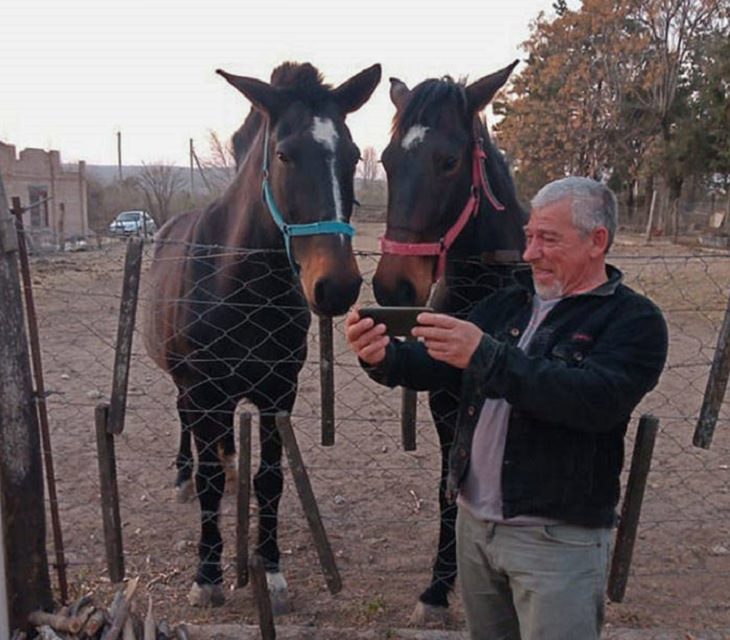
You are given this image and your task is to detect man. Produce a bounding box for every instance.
[346,177,668,640]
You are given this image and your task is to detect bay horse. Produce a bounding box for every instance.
[144,61,381,608]
[372,62,527,623]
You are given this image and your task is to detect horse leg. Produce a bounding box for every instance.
[175,389,195,503]
[254,408,292,615]
[187,404,234,607]
[411,387,459,625]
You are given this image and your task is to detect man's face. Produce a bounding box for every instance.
[523,198,606,299]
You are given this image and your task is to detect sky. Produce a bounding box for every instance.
[1,0,566,167]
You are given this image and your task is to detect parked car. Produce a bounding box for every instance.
[108,210,157,237]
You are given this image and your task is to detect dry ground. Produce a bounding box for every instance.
[23,223,730,636]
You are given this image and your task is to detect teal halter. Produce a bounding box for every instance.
[261,124,356,274]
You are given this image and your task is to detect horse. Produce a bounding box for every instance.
[372,62,527,624]
[144,61,381,608]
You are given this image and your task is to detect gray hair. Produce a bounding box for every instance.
[531,177,618,250]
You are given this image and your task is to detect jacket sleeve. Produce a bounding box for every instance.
[362,338,463,393]
[465,297,669,432]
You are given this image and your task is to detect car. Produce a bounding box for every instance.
[108,210,157,237]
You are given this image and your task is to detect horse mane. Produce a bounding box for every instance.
[232,62,333,167]
[391,76,468,138]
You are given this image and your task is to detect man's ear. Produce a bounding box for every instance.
[590,226,610,256]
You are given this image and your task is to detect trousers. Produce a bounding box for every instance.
[456,506,612,640]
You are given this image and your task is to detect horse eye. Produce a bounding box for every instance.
[442,156,458,172]
[276,151,289,164]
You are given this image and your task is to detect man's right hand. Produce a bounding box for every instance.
[345,306,390,366]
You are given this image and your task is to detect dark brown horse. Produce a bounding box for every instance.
[144,61,381,608]
[373,62,527,623]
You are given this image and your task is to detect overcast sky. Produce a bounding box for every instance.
[1,0,568,166]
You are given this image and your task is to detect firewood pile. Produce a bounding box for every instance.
[12,577,192,640]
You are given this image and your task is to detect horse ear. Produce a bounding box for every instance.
[216,69,287,118]
[332,64,382,114]
[465,60,519,114]
[389,78,411,111]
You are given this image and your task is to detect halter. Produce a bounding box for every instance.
[379,135,505,282]
[261,124,355,274]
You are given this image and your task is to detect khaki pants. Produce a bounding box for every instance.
[456,507,611,640]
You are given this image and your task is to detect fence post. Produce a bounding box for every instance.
[319,316,335,446]
[0,174,53,630]
[95,403,125,582]
[693,288,730,449]
[236,412,252,588]
[607,413,659,602]
[108,237,144,435]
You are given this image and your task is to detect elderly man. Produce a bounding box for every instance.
[346,177,668,640]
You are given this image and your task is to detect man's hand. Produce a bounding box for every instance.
[412,312,483,369]
[345,306,390,365]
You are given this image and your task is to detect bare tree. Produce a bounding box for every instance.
[358,146,380,183]
[201,130,236,194]
[135,162,186,225]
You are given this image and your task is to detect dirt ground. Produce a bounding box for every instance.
[24,222,730,636]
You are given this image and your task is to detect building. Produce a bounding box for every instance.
[0,141,88,247]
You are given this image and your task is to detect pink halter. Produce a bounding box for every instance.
[379,139,505,282]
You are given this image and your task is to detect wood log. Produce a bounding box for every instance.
[27,610,86,635]
[82,608,107,637]
[102,577,140,640]
[158,620,172,639]
[143,596,156,640]
[36,626,63,640]
[175,623,190,640]
[122,616,136,640]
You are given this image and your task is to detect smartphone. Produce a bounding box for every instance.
[358,306,433,337]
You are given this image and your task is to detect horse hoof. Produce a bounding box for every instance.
[408,600,450,626]
[176,479,196,503]
[266,571,291,615]
[187,582,225,607]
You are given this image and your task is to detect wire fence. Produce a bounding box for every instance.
[26,229,730,635]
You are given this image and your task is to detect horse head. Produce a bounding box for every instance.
[218,62,382,316]
[373,61,520,306]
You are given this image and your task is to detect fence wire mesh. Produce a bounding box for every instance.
[25,225,730,635]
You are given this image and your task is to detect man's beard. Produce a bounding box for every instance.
[533,278,564,300]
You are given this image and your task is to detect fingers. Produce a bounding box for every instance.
[345,306,389,365]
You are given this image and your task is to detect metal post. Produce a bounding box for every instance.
[10,197,69,602]
[236,412,252,588]
[319,316,335,446]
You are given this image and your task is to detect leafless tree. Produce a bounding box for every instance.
[200,130,236,194]
[358,146,380,183]
[135,162,186,225]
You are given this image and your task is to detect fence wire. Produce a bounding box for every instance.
[25,230,730,635]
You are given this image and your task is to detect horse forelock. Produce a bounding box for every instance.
[391,77,468,138]
[270,62,333,102]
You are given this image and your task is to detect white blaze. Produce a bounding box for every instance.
[402,125,429,150]
[311,116,344,222]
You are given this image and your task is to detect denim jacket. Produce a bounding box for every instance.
[365,266,668,527]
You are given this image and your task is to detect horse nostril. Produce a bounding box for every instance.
[395,279,417,306]
[314,276,362,316]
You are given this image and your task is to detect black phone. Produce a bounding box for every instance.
[358,306,433,337]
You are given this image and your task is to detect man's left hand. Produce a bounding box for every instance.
[412,312,484,369]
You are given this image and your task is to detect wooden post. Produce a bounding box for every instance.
[644,190,657,245]
[607,414,659,602]
[401,389,417,451]
[108,237,144,434]
[0,174,53,631]
[249,555,276,639]
[319,316,335,446]
[95,403,125,582]
[236,412,252,588]
[275,413,342,594]
[693,289,730,449]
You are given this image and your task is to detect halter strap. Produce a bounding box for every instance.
[379,136,505,282]
[261,124,355,274]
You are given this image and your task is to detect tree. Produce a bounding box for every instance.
[135,162,186,225]
[201,130,236,195]
[358,146,380,183]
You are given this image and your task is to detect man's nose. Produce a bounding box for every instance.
[523,237,539,262]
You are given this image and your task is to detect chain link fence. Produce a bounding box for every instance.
[26,227,730,635]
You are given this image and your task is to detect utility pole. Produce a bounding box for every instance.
[117,131,123,182]
[189,138,195,194]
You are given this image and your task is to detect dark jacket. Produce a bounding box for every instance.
[365,266,668,527]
